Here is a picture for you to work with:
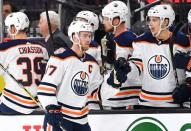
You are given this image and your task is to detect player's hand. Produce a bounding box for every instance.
[172,84,191,104]
[174,51,191,71]
[44,105,63,130]
[114,57,131,83]
[107,70,122,88]
[40,59,48,77]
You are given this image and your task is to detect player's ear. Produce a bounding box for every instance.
[161,18,169,28]
[10,25,17,34]
[73,34,80,43]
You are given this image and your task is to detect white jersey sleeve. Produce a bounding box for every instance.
[114,31,136,59]
[127,41,143,79]
[37,55,67,108]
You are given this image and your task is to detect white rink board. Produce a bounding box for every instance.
[88,113,191,131]
[0,115,44,131]
[1,113,191,131]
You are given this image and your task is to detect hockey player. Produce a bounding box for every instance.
[75,11,102,110]
[171,9,191,104]
[75,10,102,66]
[100,0,141,110]
[0,12,49,114]
[109,4,190,108]
[37,21,103,131]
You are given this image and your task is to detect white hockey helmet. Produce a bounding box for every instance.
[68,21,93,42]
[188,9,191,24]
[5,12,30,36]
[147,4,175,28]
[76,11,99,31]
[102,1,128,23]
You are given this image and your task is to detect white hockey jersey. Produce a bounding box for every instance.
[129,32,190,107]
[37,49,103,124]
[0,39,48,114]
[101,30,141,108]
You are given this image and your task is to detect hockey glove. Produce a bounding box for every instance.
[114,57,131,83]
[44,105,63,130]
[174,52,191,71]
[172,84,191,104]
[107,70,122,88]
[39,59,48,77]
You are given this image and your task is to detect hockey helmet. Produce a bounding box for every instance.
[76,11,99,31]
[5,12,29,36]
[101,1,128,24]
[147,4,175,28]
[68,21,93,42]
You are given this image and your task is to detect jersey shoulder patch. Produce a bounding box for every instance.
[84,53,98,65]
[52,49,78,60]
[114,30,137,47]
[90,40,99,48]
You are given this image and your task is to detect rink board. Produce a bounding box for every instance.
[0,109,191,131]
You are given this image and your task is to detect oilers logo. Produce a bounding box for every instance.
[148,55,170,80]
[71,71,89,96]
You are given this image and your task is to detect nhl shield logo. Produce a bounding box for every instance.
[148,55,170,80]
[71,71,89,96]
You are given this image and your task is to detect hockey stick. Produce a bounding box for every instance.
[43,2,66,130]
[132,0,162,16]
[169,22,184,88]
[0,63,46,112]
[44,1,55,52]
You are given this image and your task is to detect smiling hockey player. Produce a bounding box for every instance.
[109,4,190,108]
[37,21,103,131]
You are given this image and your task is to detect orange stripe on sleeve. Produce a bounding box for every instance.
[38,87,56,93]
[3,90,36,105]
[134,61,143,71]
[61,107,89,116]
[116,90,140,96]
[140,92,173,101]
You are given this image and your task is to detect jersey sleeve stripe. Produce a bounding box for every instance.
[120,86,141,91]
[61,107,88,116]
[38,86,56,93]
[58,101,84,110]
[61,113,87,120]
[133,61,143,71]
[108,96,139,101]
[3,96,39,109]
[40,82,57,88]
[3,90,37,105]
[37,92,56,96]
[140,92,173,101]
[4,88,37,100]
[115,90,140,96]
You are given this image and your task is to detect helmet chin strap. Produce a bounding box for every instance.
[152,19,168,37]
[109,18,122,35]
[73,33,83,52]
